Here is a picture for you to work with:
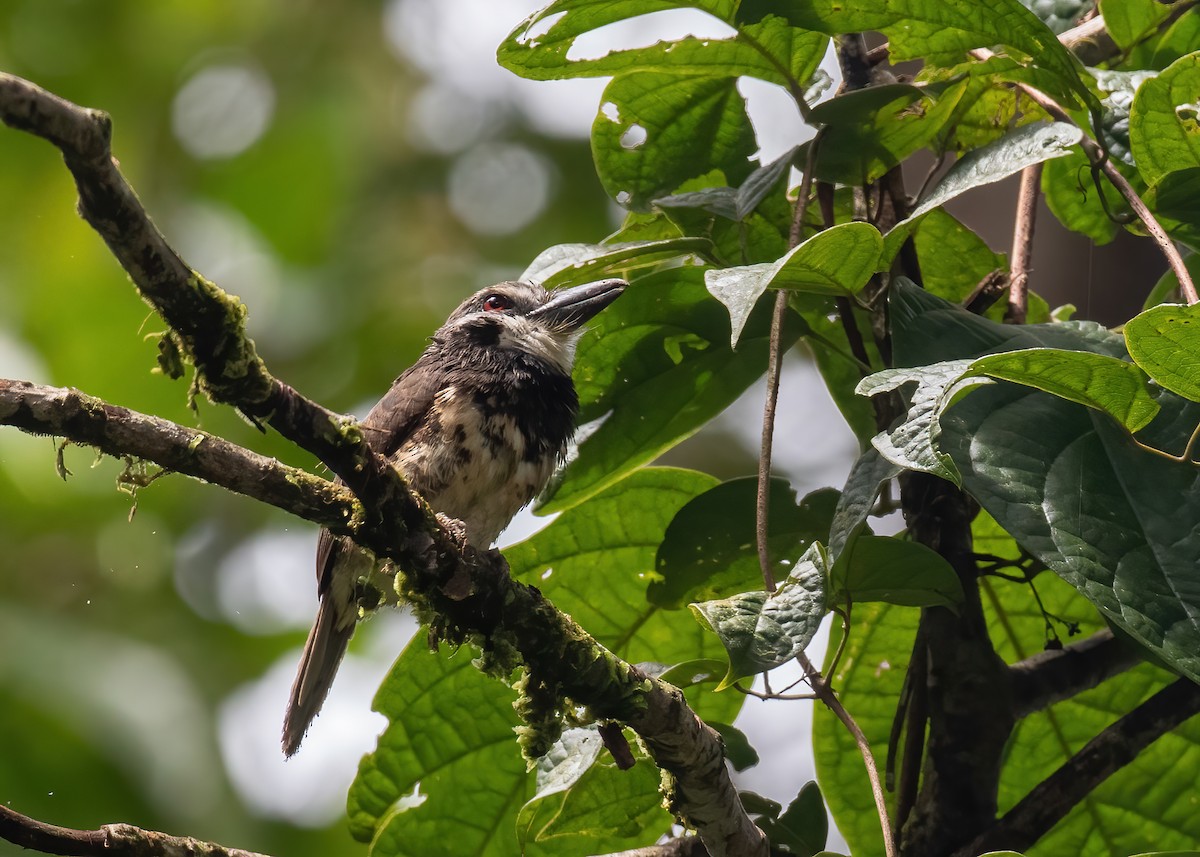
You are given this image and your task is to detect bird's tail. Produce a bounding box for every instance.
[282,597,354,757]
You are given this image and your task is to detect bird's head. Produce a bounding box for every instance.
[437,279,626,373]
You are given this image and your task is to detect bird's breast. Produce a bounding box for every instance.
[392,385,566,547]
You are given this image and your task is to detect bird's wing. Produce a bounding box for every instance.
[314,353,444,594]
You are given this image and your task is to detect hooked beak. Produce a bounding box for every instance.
[529,278,627,332]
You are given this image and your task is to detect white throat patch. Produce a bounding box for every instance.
[497,316,576,373]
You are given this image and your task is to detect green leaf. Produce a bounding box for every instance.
[507,467,743,725]
[756,781,828,857]
[1124,302,1200,402]
[830,534,964,609]
[706,222,881,345]
[910,121,1083,221]
[650,477,837,609]
[1099,0,1173,49]
[856,359,979,484]
[593,72,757,211]
[1042,148,1120,245]
[690,543,828,688]
[829,447,900,560]
[1130,52,1200,188]
[910,208,1009,302]
[752,0,1096,108]
[542,267,800,514]
[886,122,1083,262]
[498,4,826,91]
[518,727,669,854]
[1020,0,1093,34]
[348,642,530,854]
[522,238,712,287]
[966,348,1160,432]
[709,722,760,771]
[736,145,800,221]
[888,285,1200,682]
[805,81,968,184]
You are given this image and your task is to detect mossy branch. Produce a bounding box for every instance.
[0,72,766,857]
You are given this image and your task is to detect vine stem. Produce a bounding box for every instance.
[1006,162,1042,324]
[798,651,898,857]
[969,51,1198,305]
[756,125,897,857]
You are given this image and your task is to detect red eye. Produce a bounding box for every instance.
[483,294,513,312]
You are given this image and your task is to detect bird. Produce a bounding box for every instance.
[282,278,627,757]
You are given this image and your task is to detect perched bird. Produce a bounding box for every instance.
[282,278,626,756]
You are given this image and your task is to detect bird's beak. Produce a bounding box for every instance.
[529,278,627,331]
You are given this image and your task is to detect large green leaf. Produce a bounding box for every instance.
[889,283,1200,682]
[1130,52,1200,188]
[593,72,757,211]
[886,122,1083,261]
[828,534,964,609]
[1099,0,1173,50]
[651,477,837,609]
[814,540,1200,857]
[967,348,1160,432]
[691,543,828,688]
[750,0,1095,108]
[508,466,743,725]
[499,4,827,91]
[705,222,883,345]
[1124,302,1200,402]
[348,642,531,855]
[541,267,798,514]
[518,727,669,855]
[522,238,713,287]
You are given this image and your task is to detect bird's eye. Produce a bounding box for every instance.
[483,294,513,312]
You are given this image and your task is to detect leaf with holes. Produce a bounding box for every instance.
[593,72,757,211]
[499,3,826,91]
[690,543,828,688]
[1124,303,1200,403]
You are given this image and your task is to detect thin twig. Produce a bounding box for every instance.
[1005,162,1042,324]
[758,135,822,593]
[966,54,1198,305]
[798,651,897,857]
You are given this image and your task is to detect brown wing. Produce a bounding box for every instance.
[314,351,444,595]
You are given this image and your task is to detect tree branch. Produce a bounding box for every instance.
[955,677,1200,857]
[1009,629,1144,718]
[0,804,271,857]
[605,837,709,857]
[0,379,360,531]
[0,73,766,856]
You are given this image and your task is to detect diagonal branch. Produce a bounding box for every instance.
[1009,628,1144,718]
[954,677,1200,857]
[0,73,766,857]
[0,804,271,857]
